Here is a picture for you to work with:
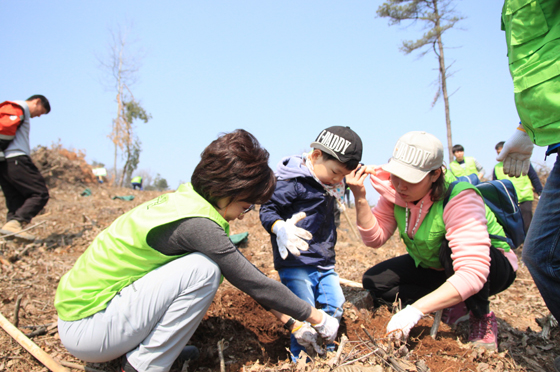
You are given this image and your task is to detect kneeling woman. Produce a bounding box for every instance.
[55,130,338,372]
[346,131,517,350]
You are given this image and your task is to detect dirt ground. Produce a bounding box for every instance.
[0,148,558,372]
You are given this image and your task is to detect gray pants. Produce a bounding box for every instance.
[58,253,221,372]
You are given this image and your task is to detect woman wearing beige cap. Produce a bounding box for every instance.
[346,131,517,351]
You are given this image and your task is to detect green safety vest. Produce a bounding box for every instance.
[54,183,229,321]
[494,163,534,202]
[394,182,510,269]
[449,157,478,178]
[131,176,142,184]
[502,0,560,146]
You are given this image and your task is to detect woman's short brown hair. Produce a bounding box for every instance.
[191,129,276,207]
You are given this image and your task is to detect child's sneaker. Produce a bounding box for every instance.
[468,311,498,350]
[441,302,469,326]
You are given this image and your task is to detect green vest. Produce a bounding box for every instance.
[494,163,534,202]
[54,183,229,321]
[502,0,560,146]
[131,176,142,184]
[449,157,478,178]
[394,183,510,269]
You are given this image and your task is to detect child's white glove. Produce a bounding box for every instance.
[496,129,534,177]
[272,212,312,259]
[312,310,339,343]
[385,305,424,342]
[292,322,324,355]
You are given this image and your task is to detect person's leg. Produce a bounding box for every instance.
[313,269,345,352]
[0,160,26,222]
[522,155,560,320]
[278,267,316,361]
[519,200,533,234]
[58,253,221,372]
[362,254,445,307]
[3,156,49,223]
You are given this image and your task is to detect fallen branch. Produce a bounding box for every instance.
[338,200,361,241]
[0,311,70,372]
[332,334,348,366]
[339,277,363,288]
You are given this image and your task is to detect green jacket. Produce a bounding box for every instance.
[54,183,229,321]
[449,157,478,178]
[494,162,534,202]
[394,182,510,269]
[502,0,560,146]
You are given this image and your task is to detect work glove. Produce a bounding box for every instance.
[312,310,339,343]
[385,305,424,342]
[496,129,534,177]
[272,212,312,259]
[292,322,324,355]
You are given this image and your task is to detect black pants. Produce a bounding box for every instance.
[519,200,533,234]
[362,242,516,318]
[0,155,49,223]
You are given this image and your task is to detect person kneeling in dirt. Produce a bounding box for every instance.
[54,129,339,372]
[0,95,51,241]
[346,131,517,351]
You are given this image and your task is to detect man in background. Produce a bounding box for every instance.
[0,95,51,240]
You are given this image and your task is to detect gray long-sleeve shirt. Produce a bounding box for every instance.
[146,217,312,321]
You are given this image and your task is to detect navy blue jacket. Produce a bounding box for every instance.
[259,155,337,270]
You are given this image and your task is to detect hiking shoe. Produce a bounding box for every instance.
[468,311,498,350]
[121,346,200,372]
[442,302,469,326]
[0,220,35,241]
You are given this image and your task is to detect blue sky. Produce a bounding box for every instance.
[2,1,554,201]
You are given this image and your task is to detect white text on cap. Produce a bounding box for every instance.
[393,140,433,169]
[316,130,352,155]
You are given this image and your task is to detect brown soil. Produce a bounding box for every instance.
[0,147,558,372]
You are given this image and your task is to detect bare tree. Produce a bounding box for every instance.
[377,0,464,162]
[98,24,150,185]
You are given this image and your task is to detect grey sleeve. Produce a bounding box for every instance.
[474,159,485,175]
[146,218,312,320]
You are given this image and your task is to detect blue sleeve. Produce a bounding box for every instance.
[527,164,543,195]
[259,180,301,233]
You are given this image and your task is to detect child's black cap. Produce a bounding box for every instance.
[310,126,362,163]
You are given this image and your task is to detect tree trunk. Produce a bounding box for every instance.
[433,0,454,163]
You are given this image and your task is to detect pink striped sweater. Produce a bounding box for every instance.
[358,169,518,301]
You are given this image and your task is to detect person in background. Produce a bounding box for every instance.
[449,144,485,180]
[493,140,543,234]
[260,126,362,360]
[500,2,560,370]
[347,131,517,351]
[55,130,339,372]
[131,176,143,190]
[0,95,51,241]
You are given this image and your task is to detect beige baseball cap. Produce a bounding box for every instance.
[382,131,444,183]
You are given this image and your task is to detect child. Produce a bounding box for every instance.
[449,144,485,179]
[260,126,362,360]
[346,131,517,350]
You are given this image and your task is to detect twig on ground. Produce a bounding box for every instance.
[13,294,23,328]
[332,334,348,366]
[218,338,226,372]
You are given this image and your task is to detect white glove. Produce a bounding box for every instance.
[292,322,324,355]
[312,310,339,343]
[496,129,534,177]
[385,305,424,342]
[272,212,312,259]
